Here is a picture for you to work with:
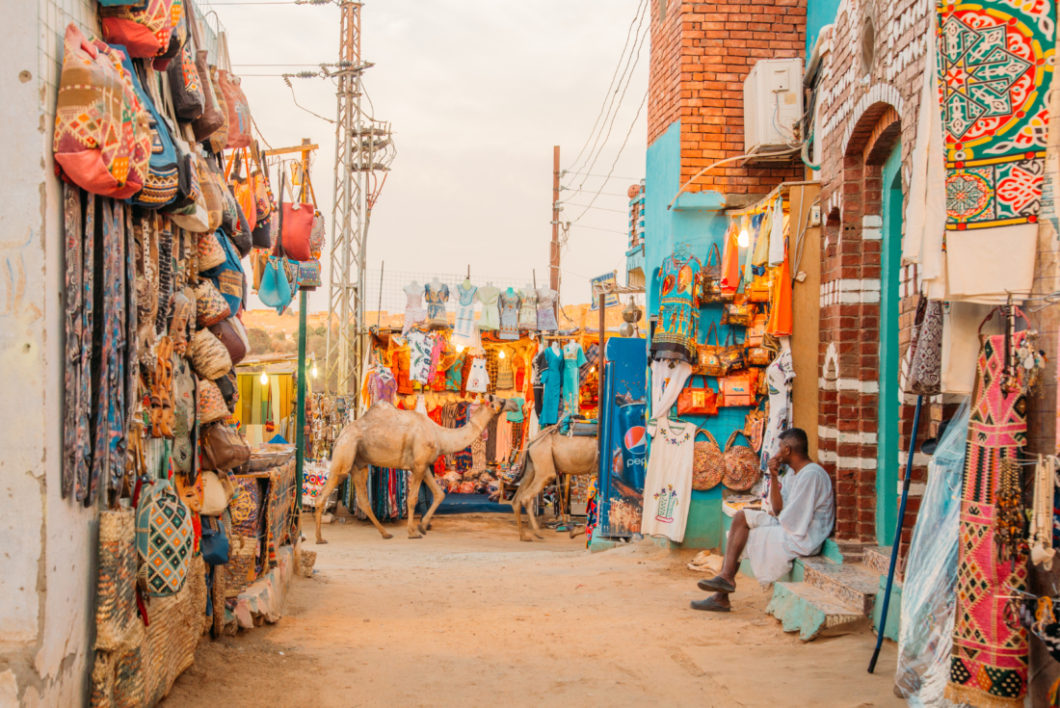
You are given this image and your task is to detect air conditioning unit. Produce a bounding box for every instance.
[743,58,803,158]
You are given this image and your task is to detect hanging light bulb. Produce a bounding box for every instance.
[737,218,751,248]
[498,350,506,360]
[259,371,268,385]
[456,343,466,353]
[311,364,318,379]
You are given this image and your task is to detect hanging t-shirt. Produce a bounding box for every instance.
[768,197,786,267]
[562,341,586,417]
[759,348,795,470]
[506,396,526,423]
[518,289,537,330]
[424,282,450,327]
[453,281,480,347]
[406,330,433,384]
[403,281,426,333]
[641,417,695,543]
[536,288,559,331]
[498,288,522,340]
[477,285,501,330]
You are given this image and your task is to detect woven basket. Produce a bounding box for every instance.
[140,555,207,705]
[722,431,761,492]
[691,428,724,491]
[194,279,230,327]
[222,534,259,598]
[189,329,232,381]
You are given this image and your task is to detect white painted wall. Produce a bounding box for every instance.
[0,0,100,703]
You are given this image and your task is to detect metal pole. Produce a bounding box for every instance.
[868,394,923,673]
[550,145,560,292]
[296,290,308,519]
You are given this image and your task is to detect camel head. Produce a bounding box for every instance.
[484,394,519,416]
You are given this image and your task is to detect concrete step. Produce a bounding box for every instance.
[766,581,870,642]
[799,557,879,615]
[862,545,892,577]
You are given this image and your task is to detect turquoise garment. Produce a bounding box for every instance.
[506,396,525,423]
[562,342,586,417]
[539,346,564,426]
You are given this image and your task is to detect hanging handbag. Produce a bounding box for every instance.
[296,259,322,290]
[691,428,724,491]
[196,230,226,271]
[195,278,230,327]
[189,329,233,380]
[698,243,725,304]
[202,229,246,316]
[258,167,295,314]
[743,400,767,452]
[200,470,233,515]
[215,371,239,412]
[188,0,225,143]
[720,368,756,407]
[166,15,204,120]
[722,431,760,491]
[277,203,314,261]
[722,294,757,327]
[694,323,728,377]
[207,66,230,154]
[134,462,193,597]
[201,422,251,471]
[720,326,746,372]
[309,209,326,259]
[746,312,768,348]
[676,376,719,416]
[746,273,771,304]
[101,0,176,59]
[907,295,944,396]
[200,514,230,566]
[197,378,230,424]
[253,212,275,250]
[209,317,249,365]
[226,149,258,231]
[746,318,777,367]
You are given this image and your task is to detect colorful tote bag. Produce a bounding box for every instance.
[202,228,246,316]
[134,466,193,597]
[101,0,176,59]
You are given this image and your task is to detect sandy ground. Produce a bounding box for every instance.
[164,513,903,708]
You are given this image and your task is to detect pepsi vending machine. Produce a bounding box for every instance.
[597,337,647,538]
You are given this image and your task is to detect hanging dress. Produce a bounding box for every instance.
[641,417,695,542]
[403,281,427,334]
[498,288,522,340]
[476,285,501,331]
[539,345,564,426]
[424,282,450,327]
[466,356,489,393]
[518,288,538,330]
[536,287,559,332]
[406,331,433,384]
[562,341,586,418]
[453,281,480,347]
[651,254,701,362]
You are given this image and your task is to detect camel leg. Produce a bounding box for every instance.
[525,470,554,540]
[512,461,536,542]
[419,471,446,535]
[352,466,393,539]
[406,468,426,539]
[314,466,348,544]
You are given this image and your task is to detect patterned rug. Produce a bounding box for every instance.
[947,332,1031,706]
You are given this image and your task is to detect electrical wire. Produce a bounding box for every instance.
[560,203,629,214]
[565,0,646,175]
[283,75,335,123]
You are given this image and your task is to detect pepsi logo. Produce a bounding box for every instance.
[623,426,647,454]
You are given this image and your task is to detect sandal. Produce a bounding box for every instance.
[696,576,736,594]
[690,596,731,613]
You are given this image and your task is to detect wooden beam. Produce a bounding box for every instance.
[264,143,320,157]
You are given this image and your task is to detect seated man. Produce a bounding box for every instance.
[691,428,834,612]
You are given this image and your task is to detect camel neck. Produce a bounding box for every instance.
[435,404,495,454]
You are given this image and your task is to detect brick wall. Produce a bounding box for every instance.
[647,0,807,196]
[813,0,932,544]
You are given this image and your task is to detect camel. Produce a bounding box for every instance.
[509,426,599,542]
[314,395,517,542]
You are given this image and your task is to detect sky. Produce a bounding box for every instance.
[202,0,648,314]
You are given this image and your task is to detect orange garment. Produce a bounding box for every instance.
[720,223,741,297]
[393,347,413,395]
[766,252,792,336]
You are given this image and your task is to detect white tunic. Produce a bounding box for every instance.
[743,462,834,583]
[640,417,695,543]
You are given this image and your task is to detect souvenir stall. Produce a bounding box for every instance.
[234,354,311,446]
[616,193,796,549]
[52,2,306,703]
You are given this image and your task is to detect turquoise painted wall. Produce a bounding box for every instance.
[807,0,841,57]
[643,119,753,550]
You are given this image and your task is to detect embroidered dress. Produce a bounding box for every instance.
[641,417,695,542]
[453,281,480,347]
[498,288,521,340]
[518,288,537,330]
[402,281,427,333]
[424,282,450,327]
[562,341,586,418]
[466,356,489,393]
[947,329,1032,706]
[651,255,701,363]
[477,285,501,331]
[536,287,559,331]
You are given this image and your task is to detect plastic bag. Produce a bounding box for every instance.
[894,399,970,706]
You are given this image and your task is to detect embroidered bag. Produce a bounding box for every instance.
[722,431,760,492]
[166,11,203,120]
[296,259,322,290]
[309,209,326,259]
[691,428,724,491]
[196,231,226,271]
[101,0,176,59]
[907,295,944,396]
[195,278,230,327]
[134,456,193,597]
[197,377,229,424]
[53,27,151,199]
[189,2,224,143]
[202,228,245,315]
[676,376,719,416]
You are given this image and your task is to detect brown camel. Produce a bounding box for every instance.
[314,395,516,542]
[509,427,598,541]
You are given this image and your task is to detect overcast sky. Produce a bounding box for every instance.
[203,0,648,314]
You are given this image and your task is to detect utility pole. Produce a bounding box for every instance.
[325,0,393,398]
[550,145,560,292]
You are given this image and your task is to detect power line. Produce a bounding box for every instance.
[560,202,628,214]
[565,0,646,176]
[569,224,627,235]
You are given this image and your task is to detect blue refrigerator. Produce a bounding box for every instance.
[597,337,648,538]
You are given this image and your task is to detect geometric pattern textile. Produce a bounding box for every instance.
[937,0,1056,231]
[135,477,193,597]
[947,332,1030,706]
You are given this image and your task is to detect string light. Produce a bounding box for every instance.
[311,364,318,379]
[260,371,269,385]
[738,217,751,248]
[498,350,506,360]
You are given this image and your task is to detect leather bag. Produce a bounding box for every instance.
[691,428,724,491]
[208,317,249,365]
[719,327,746,373]
[694,323,727,377]
[722,431,760,492]
[188,0,225,143]
[166,11,204,120]
[698,242,725,304]
[722,294,757,328]
[200,514,230,565]
[746,273,771,304]
[200,423,251,472]
[676,376,719,416]
[720,368,756,408]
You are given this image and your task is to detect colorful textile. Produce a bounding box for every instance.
[938,0,1056,300]
[562,341,586,417]
[498,288,521,340]
[406,331,433,384]
[424,282,450,326]
[539,345,564,426]
[62,186,83,499]
[518,288,537,329]
[947,331,1031,706]
[536,288,559,331]
[651,255,700,363]
[453,281,480,347]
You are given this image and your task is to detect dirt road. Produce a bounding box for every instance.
[164,514,902,707]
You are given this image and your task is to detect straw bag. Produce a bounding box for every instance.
[743,401,767,452]
[197,378,230,424]
[196,231,226,272]
[189,329,232,380]
[692,428,724,491]
[723,431,760,492]
[677,376,719,416]
[194,279,230,327]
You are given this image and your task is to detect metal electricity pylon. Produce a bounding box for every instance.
[324,0,394,396]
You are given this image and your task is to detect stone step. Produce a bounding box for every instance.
[799,557,879,615]
[862,545,891,577]
[766,581,870,642]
